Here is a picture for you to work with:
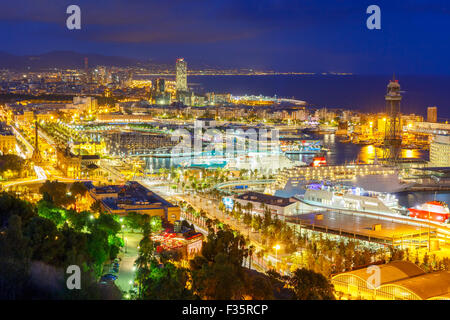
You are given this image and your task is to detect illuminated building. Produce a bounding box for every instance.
[14,110,57,124]
[155,78,165,93]
[96,113,154,123]
[175,58,188,92]
[69,96,98,114]
[105,131,176,155]
[332,261,450,300]
[56,147,101,179]
[427,106,438,123]
[85,181,180,223]
[430,134,450,167]
[72,140,106,155]
[0,122,16,155]
[152,229,203,259]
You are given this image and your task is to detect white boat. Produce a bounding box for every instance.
[302,186,405,216]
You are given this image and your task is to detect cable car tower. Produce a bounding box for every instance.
[383,75,402,165]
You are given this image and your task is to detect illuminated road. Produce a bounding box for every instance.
[11,125,34,157]
[115,232,141,295]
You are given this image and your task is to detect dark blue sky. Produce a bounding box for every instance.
[1,0,450,74]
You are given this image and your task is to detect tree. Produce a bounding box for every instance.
[70,182,88,198]
[94,213,121,236]
[0,215,31,299]
[90,200,104,214]
[23,216,63,266]
[39,180,73,207]
[288,268,335,300]
[124,212,142,231]
[0,154,25,177]
[0,193,122,299]
[248,274,274,300]
[0,192,35,227]
[140,261,195,300]
[189,228,249,299]
[149,216,162,233]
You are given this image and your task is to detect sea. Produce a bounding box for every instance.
[188,74,450,120]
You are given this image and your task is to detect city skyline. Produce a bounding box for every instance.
[0,0,449,304]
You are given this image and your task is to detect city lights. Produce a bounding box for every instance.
[0,1,448,305]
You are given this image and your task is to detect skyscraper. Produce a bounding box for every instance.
[383,76,402,164]
[427,106,438,123]
[156,78,165,93]
[176,58,188,92]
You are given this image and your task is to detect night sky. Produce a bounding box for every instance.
[1,0,450,74]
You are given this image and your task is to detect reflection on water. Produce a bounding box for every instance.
[144,156,190,172]
[321,134,428,165]
[143,133,429,170]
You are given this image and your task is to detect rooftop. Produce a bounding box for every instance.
[88,181,176,211]
[343,260,425,284]
[236,191,297,207]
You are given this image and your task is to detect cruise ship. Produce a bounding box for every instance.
[408,201,450,223]
[301,184,405,216]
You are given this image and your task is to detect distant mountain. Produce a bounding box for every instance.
[0,51,247,71]
[0,51,143,70]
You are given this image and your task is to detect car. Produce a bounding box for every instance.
[101,274,117,282]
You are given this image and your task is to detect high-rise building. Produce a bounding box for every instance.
[176,58,188,92]
[427,106,438,123]
[430,134,450,167]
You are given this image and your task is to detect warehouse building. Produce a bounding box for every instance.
[332,260,450,300]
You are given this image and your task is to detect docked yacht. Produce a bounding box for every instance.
[302,184,406,216]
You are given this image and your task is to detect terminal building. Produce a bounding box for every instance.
[332,261,450,300]
[85,181,180,223]
[233,191,300,217]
